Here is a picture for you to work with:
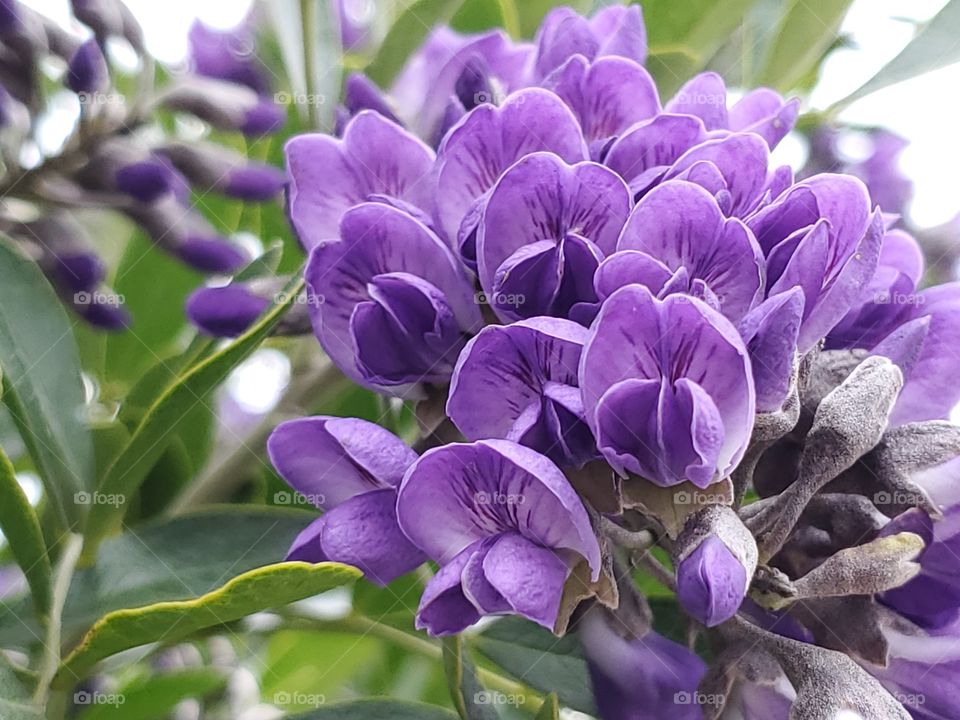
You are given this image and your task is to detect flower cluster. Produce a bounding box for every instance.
[0,0,285,329]
[269,5,960,718]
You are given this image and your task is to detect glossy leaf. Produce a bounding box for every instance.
[81,275,305,559]
[473,618,595,715]
[290,699,458,719]
[0,508,318,648]
[833,0,960,108]
[54,561,360,685]
[365,0,467,86]
[0,443,50,621]
[76,668,227,720]
[756,0,854,91]
[0,237,93,528]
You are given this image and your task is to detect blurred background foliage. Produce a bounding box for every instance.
[1,0,958,718]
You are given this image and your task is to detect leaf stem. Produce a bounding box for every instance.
[300,0,320,131]
[33,533,82,714]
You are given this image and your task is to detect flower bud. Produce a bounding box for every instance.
[155,142,285,202]
[66,39,108,95]
[160,77,284,136]
[674,505,758,627]
[186,285,269,337]
[343,72,400,125]
[115,159,178,203]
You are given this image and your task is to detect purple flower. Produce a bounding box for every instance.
[602,113,707,197]
[666,72,799,149]
[850,129,914,215]
[447,317,596,468]
[304,202,481,396]
[579,608,706,720]
[606,179,765,323]
[334,0,374,52]
[396,439,601,635]
[534,5,647,79]
[268,416,426,585]
[188,17,267,94]
[391,26,534,141]
[286,110,435,250]
[579,285,755,487]
[476,152,631,322]
[674,507,757,628]
[434,88,587,251]
[738,288,805,412]
[747,173,884,352]
[66,39,108,95]
[543,54,659,157]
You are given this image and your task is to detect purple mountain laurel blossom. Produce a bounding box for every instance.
[268,5,960,719]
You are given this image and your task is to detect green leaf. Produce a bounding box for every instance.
[833,0,960,108]
[104,231,201,386]
[756,0,854,91]
[452,0,519,36]
[81,276,305,558]
[0,507,319,648]
[534,693,559,720]
[640,0,763,96]
[442,636,499,720]
[0,237,93,528]
[0,656,42,720]
[473,618,595,715]
[55,561,359,685]
[366,0,467,86]
[290,699,458,719]
[0,443,51,621]
[516,0,589,38]
[76,668,227,720]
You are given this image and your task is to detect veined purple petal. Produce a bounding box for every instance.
[534,4,646,78]
[738,288,804,412]
[285,110,435,250]
[666,72,729,130]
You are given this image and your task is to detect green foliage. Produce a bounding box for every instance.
[0,237,93,528]
[290,699,458,719]
[0,443,51,621]
[0,656,42,720]
[442,636,500,719]
[75,669,227,720]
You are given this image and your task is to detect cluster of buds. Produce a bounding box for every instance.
[0,0,286,329]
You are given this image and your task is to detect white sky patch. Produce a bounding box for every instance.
[224,348,291,416]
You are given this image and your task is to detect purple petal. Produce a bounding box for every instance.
[416,543,482,635]
[435,88,587,243]
[728,88,800,148]
[116,160,176,203]
[267,416,417,510]
[738,288,805,412]
[285,111,435,249]
[676,535,747,627]
[396,439,600,576]
[666,72,728,130]
[304,203,481,392]
[602,113,706,194]
[66,39,108,94]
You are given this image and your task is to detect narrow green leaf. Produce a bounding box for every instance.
[442,636,500,720]
[0,656,42,720]
[0,444,51,621]
[54,561,360,685]
[76,668,227,720]
[534,693,559,720]
[0,507,318,648]
[366,0,467,86]
[833,0,960,108]
[81,276,305,558]
[474,618,595,715]
[290,699,458,719]
[0,237,93,527]
[451,0,519,37]
[756,0,854,91]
